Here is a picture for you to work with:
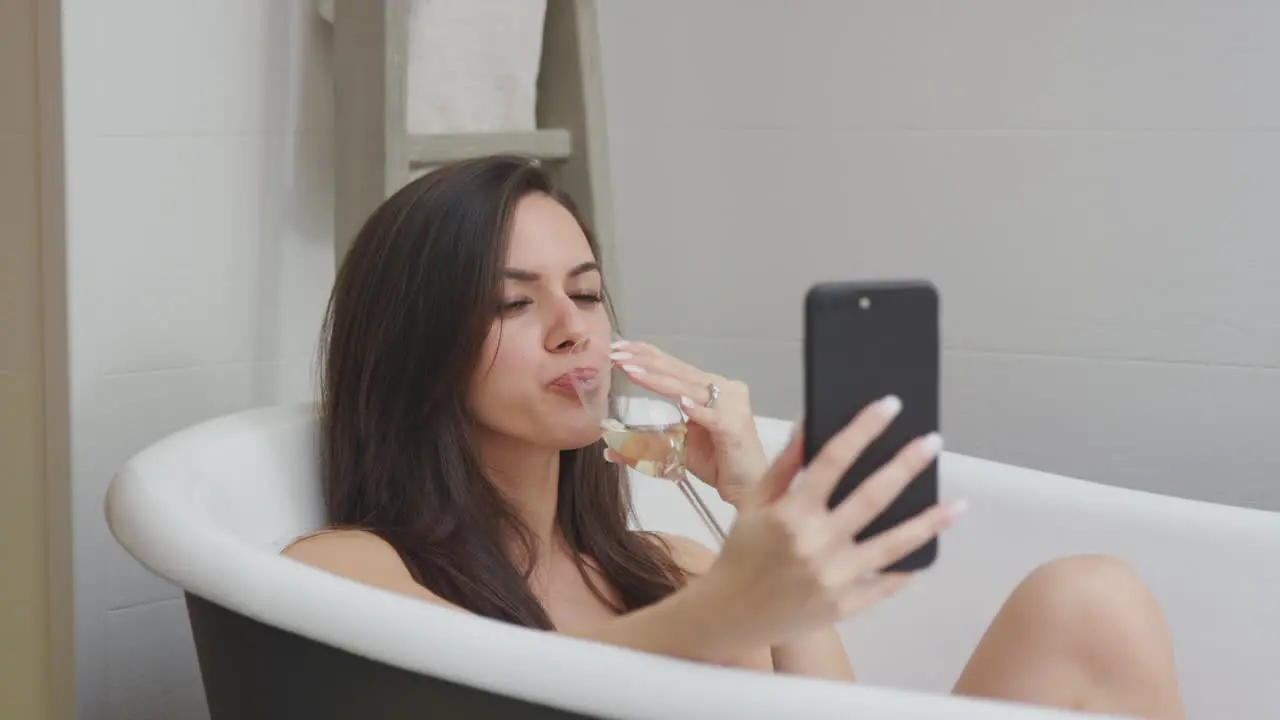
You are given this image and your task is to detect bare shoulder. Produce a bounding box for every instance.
[283,528,405,574]
[282,529,460,610]
[646,532,719,575]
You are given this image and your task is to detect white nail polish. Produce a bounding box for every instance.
[919,432,943,456]
[680,395,694,407]
[611,339,629,350]
[610,351,633,361]
[948,498,970,518]
[621,364,646,375]
[878,395,903,418]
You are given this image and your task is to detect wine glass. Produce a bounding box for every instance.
[569,333,728,542]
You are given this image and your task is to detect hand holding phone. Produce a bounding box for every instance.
[695,388,960,656]
[804,280,943,572]
[680,283,956,655]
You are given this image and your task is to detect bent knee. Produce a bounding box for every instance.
[1018,555,1155,614]
[1026,555,1147,598]
[1012,555,1171,655]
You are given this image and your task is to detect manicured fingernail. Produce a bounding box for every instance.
[602,448,614,462]
[611,339,629,349]
[878,395,903,418]
[621,364,646,375]
[919,432,943,457]
[947,498,969,519]
[680,395,695,407]
[610,351,633,361]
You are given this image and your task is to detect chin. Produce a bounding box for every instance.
[485,421,600,453]
[554,424,605,451]
[536,412,604,451]
[532,398,604,450]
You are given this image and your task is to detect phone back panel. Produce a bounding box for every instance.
[803,280,940,571]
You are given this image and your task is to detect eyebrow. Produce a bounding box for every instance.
[503,261,600,282]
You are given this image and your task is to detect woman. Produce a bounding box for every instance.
[285,155,1185,718]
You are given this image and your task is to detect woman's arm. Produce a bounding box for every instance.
[652,533,775,672]
[656,533,854,680]
[771,628,855,681]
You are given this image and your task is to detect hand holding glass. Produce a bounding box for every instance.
[569,334,728,541]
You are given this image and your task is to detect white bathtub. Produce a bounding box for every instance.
[105,404,1280,718]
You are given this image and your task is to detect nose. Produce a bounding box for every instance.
[547,293,591,353]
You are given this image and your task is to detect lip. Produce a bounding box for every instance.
[549,366,599,395]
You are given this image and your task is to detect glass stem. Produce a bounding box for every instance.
[676,470,727,542]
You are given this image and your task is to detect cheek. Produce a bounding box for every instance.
[469,328,540,422]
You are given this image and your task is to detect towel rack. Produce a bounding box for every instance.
[331,0,618,307]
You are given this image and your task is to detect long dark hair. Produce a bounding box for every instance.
[318,155,687,629]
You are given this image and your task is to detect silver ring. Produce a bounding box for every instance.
[705,382,720,409]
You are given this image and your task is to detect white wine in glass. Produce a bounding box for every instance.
[600,417,688,481]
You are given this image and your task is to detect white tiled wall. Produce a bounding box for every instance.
[61,0,1280,717]
[598,0,1280,512]
[60,1,335,717]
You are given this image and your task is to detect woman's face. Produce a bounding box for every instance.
[468,192,613,449]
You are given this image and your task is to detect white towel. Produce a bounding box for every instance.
[317,0,547,135]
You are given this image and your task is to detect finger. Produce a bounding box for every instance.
[852,500,966,574]
[612,340,706,382]
[615,359,720,410]
[796,395,904,506]
[837,572,911,616]
[617,365,734,424]
[615,363,703,404]
[675,392,737,430]
[678,395,719,427]
[612,342,751,420]
[751,422,805,506]
[828,432,944,534]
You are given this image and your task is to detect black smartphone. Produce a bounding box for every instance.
[803,280,940,572]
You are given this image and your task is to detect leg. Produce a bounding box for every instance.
[952,555,1184,719]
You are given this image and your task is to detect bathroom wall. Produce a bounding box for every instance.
[59,1,335,717]
[55,1,1280,718]
[599,1,1280,513]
